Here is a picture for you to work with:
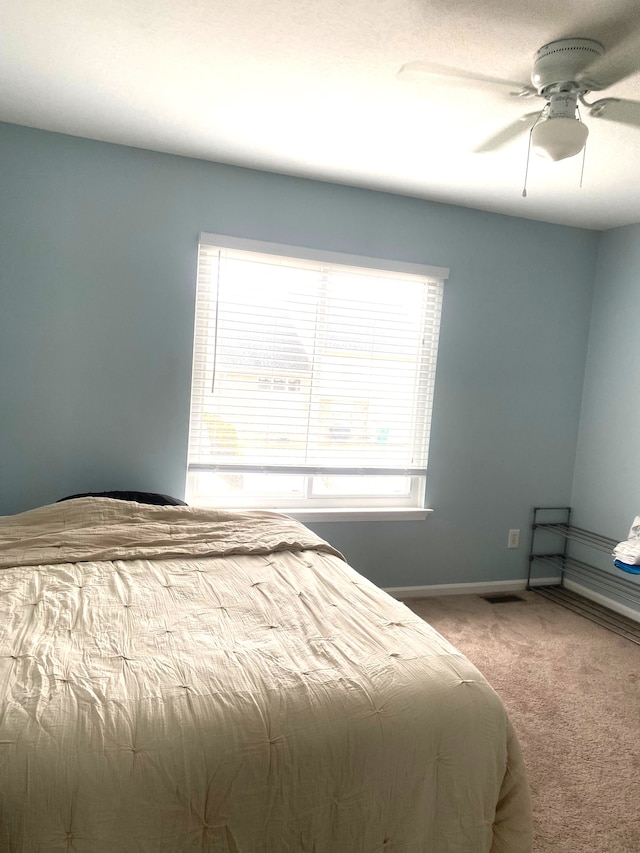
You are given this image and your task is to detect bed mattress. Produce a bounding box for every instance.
[0,498,531,852]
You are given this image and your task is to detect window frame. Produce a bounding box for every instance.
[186,233,448,515]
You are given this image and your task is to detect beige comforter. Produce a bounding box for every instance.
[0,498,531,852]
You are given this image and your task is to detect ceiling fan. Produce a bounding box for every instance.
[400,38,640,161]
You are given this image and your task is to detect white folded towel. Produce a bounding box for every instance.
[612,515,640,565]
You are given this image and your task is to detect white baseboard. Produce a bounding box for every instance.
[564,578,640,624]
[384,577,561,599]
[382,577,640,624]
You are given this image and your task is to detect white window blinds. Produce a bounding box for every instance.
[187,235,446,495]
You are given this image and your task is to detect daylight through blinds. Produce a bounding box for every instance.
[188,238,445,480]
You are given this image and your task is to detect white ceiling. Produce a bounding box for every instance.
[2,0,640,230]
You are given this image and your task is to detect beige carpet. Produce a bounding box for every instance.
[404,591,640,853]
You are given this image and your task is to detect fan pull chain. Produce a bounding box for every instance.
[522,130,532,198]
[577,104,586,189]
[522,108,545,198]
[579,140,586,188]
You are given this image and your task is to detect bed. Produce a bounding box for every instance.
[0,497,532,852]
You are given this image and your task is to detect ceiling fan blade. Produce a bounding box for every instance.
[398,61,535,96]
[577,30,640,90]
[588,97,640,129]
[472,112,540,153]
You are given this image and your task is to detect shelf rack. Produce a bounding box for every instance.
[527,506,640,645]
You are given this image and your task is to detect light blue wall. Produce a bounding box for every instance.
[571,223,640,539]
[0,122,598,587]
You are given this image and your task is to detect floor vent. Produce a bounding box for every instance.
[481,594,525,604]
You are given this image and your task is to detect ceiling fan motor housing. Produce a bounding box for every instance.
[531,38,604,95]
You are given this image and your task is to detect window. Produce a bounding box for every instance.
[186,234,447,514]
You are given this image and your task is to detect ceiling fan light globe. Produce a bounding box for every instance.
[531,117,589,161]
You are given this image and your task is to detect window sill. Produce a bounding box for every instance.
[283,507,433,523]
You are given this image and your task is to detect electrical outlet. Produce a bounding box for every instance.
[508,529,520,549]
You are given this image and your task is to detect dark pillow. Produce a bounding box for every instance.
[57,491,187,506]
